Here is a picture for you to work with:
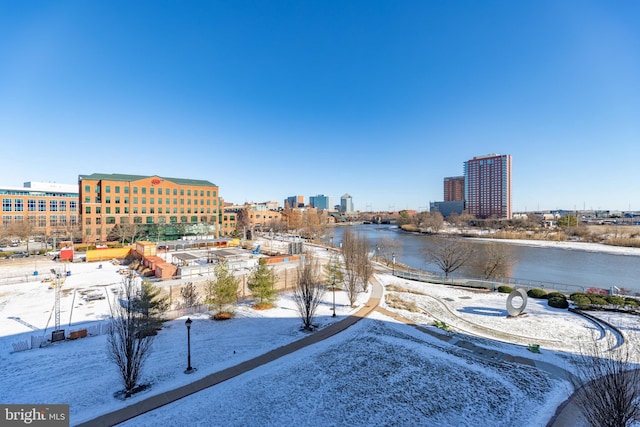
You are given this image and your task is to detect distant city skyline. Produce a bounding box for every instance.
[1,2,639,212]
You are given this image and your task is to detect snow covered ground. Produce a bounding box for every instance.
[1,243,638,426]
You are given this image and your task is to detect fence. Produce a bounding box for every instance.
[11,322,111,353]
[392,269,593,295]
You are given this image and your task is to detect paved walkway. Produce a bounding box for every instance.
[77,281,384,427]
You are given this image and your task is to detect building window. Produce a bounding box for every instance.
[146,216,153,224]
[59,201,67,212]
[50,215,58,227]
[38,200,46,212]
[2,198,11,212]
[142,187,146,195]
[150,188,154,195]
[84,185,91,193]
[105,185,111,193]
[85,206,91,214]
[50,200,58,212]
[38,215,46,227]
[28,199,36,211]
[115,186,120,194]
[14,199,23,212]
[133,187,138,194]
[124,187,129,194]
[70,201,77,212]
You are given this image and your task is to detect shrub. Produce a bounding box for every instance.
[548,296,569,309]
[527,288,547,299]
[546,292,566,300]
[587,296,608,306]
[605,296,625,307]
[434,320,451,331]
[570,292,587,301]
[572,295,591,310]
[624,297,639,308]
[497,285,514,293]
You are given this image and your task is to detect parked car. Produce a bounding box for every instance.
[8,252,29,259]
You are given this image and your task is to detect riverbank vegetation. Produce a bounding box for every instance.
[397,210,640,249]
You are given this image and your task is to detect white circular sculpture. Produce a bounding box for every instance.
[506,288,528,317]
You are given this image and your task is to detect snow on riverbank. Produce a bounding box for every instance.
[472,237,640,257]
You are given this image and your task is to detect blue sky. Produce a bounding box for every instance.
[1,1,639,212]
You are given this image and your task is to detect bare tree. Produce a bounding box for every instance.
[107,273,154,397]
[416,211,444,233]
[293,254,325,330]
[472,242,513,279]
[356,237,373,292]
[425,237,474,278]
[340,229,372,304]
[341,228,360,307]
[376,237,400,267]
[571,334,640,427]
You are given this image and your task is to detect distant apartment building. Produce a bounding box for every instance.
[78,173,223,243]
[284,195,304,208]
[340,193,354,213]
[309,194,332,210]
[444,176,465,202]
[226,202,282,231]
[464,154,512,219]
[0,181,80,240]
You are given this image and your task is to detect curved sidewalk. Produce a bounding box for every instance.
[77,282,383,427]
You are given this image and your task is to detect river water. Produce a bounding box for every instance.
[324,224,640,293]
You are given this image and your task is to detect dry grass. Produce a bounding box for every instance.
[211,312,233,320]
[385,293,420,312]
[386,284,427,296]
[252,303,274,310]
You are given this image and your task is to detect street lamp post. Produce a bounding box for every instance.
[392,253,396,275]
[332,280,336,317]
[185,317,194,374]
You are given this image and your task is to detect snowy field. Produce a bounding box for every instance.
[1,242,639,426]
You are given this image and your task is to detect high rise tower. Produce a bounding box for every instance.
[464,154,512,219]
